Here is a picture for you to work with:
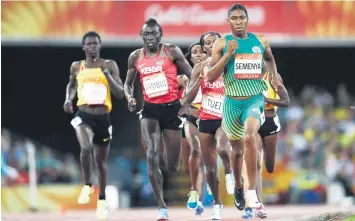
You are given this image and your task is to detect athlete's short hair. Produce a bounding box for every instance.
[184,42,201,68]
[228,4,248,18]
[199,32,221,53]
[82,31,101,45]
[141,18,163,36]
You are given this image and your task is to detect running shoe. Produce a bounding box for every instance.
[187,190,199,209]
[96,199,108,220]
[212,204,223,220]
[77,185,94,204]
[157,208,168,221]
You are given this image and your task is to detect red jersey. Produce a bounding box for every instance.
[200,65,224,120]
[136,44,179,104]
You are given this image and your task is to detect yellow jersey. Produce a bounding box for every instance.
[76,61,112,112]
[262,72,279,110]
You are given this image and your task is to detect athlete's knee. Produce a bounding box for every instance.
[80,145,92,156]
[146,149,159,166]
[217,146,228,156]
[94,157,107,170]
[205,164,218,173]
[190,147,201,157]
[233,147,244,159]
[244,133,257,148]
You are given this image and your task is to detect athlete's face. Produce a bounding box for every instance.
[227,9,248,35]
[203,34,219,57]
[190,45,206,66]
[83,36,101,58]
[141,24,162,49]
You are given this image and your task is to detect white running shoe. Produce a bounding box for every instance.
[96,199,108,220]
[77,185,94,204]
[212,204,223,220]
[157,208,168,220]
[246,190,260,208]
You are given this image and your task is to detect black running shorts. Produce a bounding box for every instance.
[199,119,222,135]
[258,114,281,138]
[139,99,182,130]
[71,110,112,145]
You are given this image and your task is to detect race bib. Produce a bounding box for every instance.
[201,94,224,117]
[82,83,107,105]
[142,72,169,98]
[234,54,262,79]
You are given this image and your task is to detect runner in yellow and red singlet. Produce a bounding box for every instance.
[63,31,124,220]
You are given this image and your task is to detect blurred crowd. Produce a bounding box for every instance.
[1,84,354,206]
[1,129,81,186]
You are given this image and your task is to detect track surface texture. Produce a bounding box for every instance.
[2,205,355,221]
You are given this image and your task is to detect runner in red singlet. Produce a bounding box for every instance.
[124,18,192,221]
[181,32,234,220]
[183,42,207,215]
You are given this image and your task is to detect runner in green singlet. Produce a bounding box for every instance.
[206,3,283,211]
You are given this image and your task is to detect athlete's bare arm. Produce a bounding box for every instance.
[66,62,79,101]
[124,50,140,112]
[264,73,290,107]
[207,38,236,83]
[166,44,192,78]
[104,60,124,100]
[63,62,79,113]
[124,50,140,100]
[260,36,282,90]
[181,62,204,105]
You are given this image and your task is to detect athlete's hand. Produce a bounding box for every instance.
[270,73,282,92]
[127,96,137,112]
[98,60,109,73]
[63,100,73,114]
[226,40,238,57]
[178,101,190,116]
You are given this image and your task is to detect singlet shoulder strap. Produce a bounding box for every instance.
[80,60,86,71]
[263,72,270,81]
[138,49,144,61]
[159,44,165,57]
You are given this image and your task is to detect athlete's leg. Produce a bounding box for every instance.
[215,127,234,195]
[184,121,204,199]
[243,116,261,191]
[76,124,94,186]
[215,127,232,175]
[199,132,220,204]
[262,133,279,173]
[181,136,191,175]
[75,124,95,205]
[256,136,263,202]
[93,142,110,220]
[93,142,110,199]
[229,138,244,188]
[162,129,181,172]
[141,118,165,208]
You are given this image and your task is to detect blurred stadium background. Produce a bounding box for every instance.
[1,1,355,219]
